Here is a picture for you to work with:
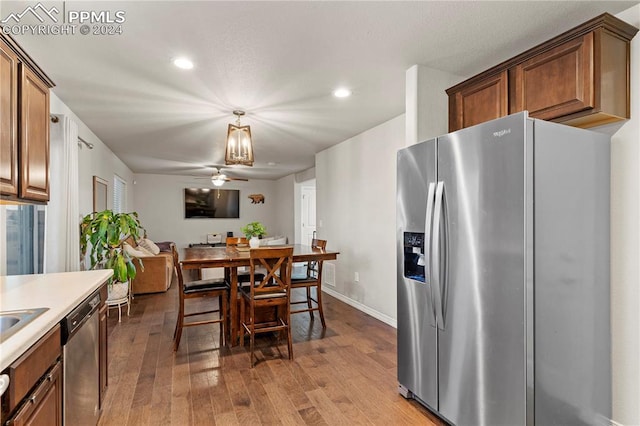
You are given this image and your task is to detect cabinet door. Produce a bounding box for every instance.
[0,37,19,196]
[448,70,508,132]
[9,361,62,426]
[19,65,50,201]
[99,303,108,407]
[511,33,594,120]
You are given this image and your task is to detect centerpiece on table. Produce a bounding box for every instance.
[241,221,266,248]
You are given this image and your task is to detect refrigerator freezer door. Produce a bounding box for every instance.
[436,114,527,425]
[397,140,438,409]
[533,119,611,424]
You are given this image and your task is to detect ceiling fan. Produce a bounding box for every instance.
[196,167,248,187]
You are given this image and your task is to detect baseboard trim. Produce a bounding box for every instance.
[322,287,397,328]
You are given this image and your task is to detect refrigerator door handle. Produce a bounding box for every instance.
[424,182,437,326]
[432,181,446,330]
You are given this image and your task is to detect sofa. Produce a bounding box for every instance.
[258,235,287,246]
[123,238,175,295]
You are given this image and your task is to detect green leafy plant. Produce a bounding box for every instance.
[80,210,145,285]
[241,221,266,239]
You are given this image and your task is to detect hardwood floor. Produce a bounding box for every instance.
[98,280,442,425]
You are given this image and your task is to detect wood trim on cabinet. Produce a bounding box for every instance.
[0,33,54,203]
[99,282,108,408]
[447,12,637,131]
[449,70,508,132]
[19,64,50,201]
[512,33,594,120]
[0,37,19,196]
[447,13,637,95]
[4,325,61,414]
[7,361,62,426]
[0,34,54,88]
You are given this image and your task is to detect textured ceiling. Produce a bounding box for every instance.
[2,1,637,180]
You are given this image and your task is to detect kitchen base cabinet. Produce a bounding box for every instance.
[1,325,62,425]
[6,361,62,426]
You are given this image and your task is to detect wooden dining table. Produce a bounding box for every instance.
[181,244,339,346]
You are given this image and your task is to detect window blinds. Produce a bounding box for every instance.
[113,175,126,213]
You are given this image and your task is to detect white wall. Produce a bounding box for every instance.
[49,92,134,217]
[132,174,281,249]
[274,174,296,243]
[314,65,457,326]
[316,114,405,325]
[406,65,460,145]
[610,6,640,425]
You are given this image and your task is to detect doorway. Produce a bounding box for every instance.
[300,184,316,246]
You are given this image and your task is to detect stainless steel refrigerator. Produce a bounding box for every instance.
[397,112,610,425]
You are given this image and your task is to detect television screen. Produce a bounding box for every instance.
[184,188,240,218]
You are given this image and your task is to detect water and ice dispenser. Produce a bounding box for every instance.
[403,232,426,283]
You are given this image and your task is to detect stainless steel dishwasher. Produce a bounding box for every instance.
[61,290,101,426]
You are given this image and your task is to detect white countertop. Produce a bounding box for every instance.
[0,270,113,371]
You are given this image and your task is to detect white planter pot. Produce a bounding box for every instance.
[107,281,129,302]
[249,236,260,248]
[106,280,131,322]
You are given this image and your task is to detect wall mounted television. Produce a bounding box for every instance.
[184,188,240,219]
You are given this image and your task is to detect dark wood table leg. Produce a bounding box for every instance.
[229,267,238,346]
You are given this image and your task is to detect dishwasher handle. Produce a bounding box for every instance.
[61,291,101,344]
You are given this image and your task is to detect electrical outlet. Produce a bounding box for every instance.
[354,272,359,282]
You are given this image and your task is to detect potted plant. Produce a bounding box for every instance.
[80,210,145,305]
[241,221,266,248]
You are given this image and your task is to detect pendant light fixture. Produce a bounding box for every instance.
[225,110,254,166]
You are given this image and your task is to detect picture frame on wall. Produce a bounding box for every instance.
[93,176,108,212]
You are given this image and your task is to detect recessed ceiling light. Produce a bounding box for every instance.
[333,88,352,98]
[173,57,194,70]
[267,162,277,166]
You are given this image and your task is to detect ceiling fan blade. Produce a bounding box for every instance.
[225,177,249,182]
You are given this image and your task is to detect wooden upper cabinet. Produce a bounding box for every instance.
[449,70,508,132]
[20,65,50,201]
[0,33,54,202]
[511,33,594,120]
[447,13,638,132]
[0,37,19,196]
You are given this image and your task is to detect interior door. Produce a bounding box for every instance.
[396,140,438,410]
[435,114,527,425]
[301,186,316,246]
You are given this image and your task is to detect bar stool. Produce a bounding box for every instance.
[239,246,294,367]
[290,239,328,328]
[172,245,228,351]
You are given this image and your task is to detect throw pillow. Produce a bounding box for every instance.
[266,236,287,246]
[258,237,274,247]
[138,238,160,255]
[123,242,154,258]
[154,241,173,252]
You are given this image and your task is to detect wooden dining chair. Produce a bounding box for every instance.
[239,247,294,368]
[290,239,328,328]
[172,245,228,351]
[226,236,265,284]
